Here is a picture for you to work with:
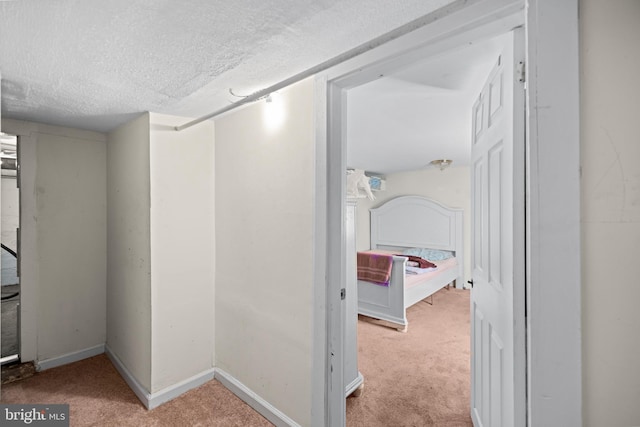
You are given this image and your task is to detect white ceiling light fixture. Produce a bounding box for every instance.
[430,159,453,171]
[263,92,285,131]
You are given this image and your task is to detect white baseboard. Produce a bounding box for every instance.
[214,368,300,427]
[148,368,215,409]
[36,343,105,371]
[105,345,151,408]
[105,345,214,410]
[35,343,296,422]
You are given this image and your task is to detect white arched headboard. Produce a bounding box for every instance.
[370,196,464,280]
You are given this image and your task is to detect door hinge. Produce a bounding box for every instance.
[340,288,346,300]
[517,61,526,84]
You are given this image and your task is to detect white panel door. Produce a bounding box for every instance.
[470,29,526,427]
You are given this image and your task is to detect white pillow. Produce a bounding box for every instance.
[402,247,454,261]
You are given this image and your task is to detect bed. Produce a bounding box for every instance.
[357,196,464,331]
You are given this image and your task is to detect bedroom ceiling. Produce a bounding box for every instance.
[347,35,503,174]
[0,0,502,175]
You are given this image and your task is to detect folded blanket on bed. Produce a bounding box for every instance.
[396,254,437,269]
[405,265,437,275]
[357,252,393,285]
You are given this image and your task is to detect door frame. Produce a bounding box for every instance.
[1,120,38,364]
[312,1,581,426]
[0,132,21,365]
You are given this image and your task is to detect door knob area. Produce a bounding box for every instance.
[467,279,474,288]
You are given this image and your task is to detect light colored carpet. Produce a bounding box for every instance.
[347,287,472,426]
[1,288,470,426]
[1,355,273,426]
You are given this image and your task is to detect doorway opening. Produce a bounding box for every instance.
[342,30,516,425]
[317,5,533,425]
[0,132,20,366]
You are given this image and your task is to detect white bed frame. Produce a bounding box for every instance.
[357,196,464,331]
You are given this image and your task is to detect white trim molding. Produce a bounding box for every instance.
[36,344,105,371]
[525,0,582,425]
[148,369,215,410]
[105,345,151,408]
[214,368,300,427]
[311,74,330,427]
[145,368,214,409]
[105,345,214,410]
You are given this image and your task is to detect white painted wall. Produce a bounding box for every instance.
[215,79,314,426]
[580,1,640,425]
[149,113,215,392]
[2,118,107,363]
[106,113,152,391]
[107,112,216,399]
[354,166,471,282]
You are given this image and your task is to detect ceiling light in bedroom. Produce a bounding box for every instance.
[430,159,453,171]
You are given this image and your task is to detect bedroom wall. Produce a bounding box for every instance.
[149,113,215,393]
[580,1,640,425]
[215,78,314,425]
[354,166,471,282]
[2,118,107,364]
[106,113,152,391]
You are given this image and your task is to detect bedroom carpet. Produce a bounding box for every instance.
[346,287,472,427]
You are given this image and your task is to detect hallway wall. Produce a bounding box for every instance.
[580,0,640,425]
[215,79,315,425]
[106,113,152,390]
[149,113,215,393]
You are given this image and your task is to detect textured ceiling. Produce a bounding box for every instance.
[0,0,454,133]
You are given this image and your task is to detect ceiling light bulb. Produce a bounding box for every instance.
[430,159,452,171]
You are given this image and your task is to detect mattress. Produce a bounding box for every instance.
[360,249,458,289]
